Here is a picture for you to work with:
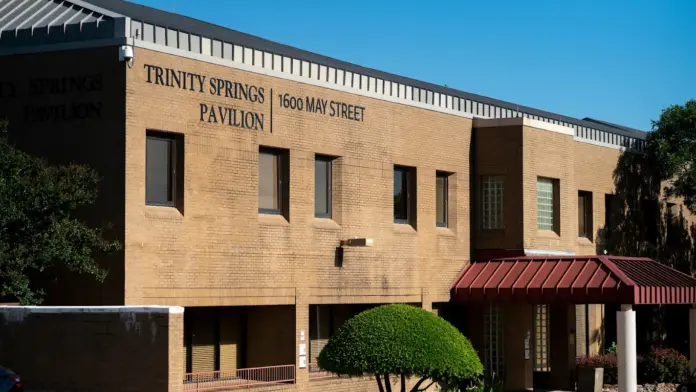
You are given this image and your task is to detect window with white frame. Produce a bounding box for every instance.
[537,178,557,231]
[482,176,504,229]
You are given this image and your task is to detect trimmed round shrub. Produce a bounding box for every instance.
[317,304,483,384]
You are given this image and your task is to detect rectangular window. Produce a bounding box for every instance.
[578,191,593,239]
[482,176,504,229]
[534,305,550,372]
[436,172,449,227]
[483,304,505,379]
[604,194,617,238]
[314,155,333,218]
[146,131,183,211]
[394,165,417,227]
[537,177,559,232]
[259,147,289,217]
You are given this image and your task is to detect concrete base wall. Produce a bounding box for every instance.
[0,306,183,392]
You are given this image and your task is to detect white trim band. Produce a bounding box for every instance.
[524,248,576,256]
[474,117,574,136]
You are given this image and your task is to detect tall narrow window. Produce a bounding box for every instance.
[146,131,183,210]
[534,305,550,372]
[604,194,617,238]
[484,304,505,379]
[315,155,332,218]
[482,176,504,229]
[578,191,593,239]
[537,177,559,232]
[259,147,289,217]
[436,172,449,227]
[394,165,417,227]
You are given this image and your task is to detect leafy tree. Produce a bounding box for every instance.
[0,120,120,304]
[647,99,696,214]
[318,304,483,392]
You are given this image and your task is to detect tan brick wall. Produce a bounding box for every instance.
[474,126,524,250]
[574,142,621,255]
[522,125,577,252]
[124,48,472,307]
[0,48,126,305]
[0,308,181,392]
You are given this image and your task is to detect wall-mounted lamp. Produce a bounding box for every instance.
[340,237,374,247]
[335,237,374,267]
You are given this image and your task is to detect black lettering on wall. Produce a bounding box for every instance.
[199,102,264,131]
[0,82,16,98]
[24,102,102,123]
[28,75,103,96]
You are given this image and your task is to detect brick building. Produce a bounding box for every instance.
[2,1,695,391]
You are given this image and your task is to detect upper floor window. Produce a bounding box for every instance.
[482,176,504,229]
[604,194,617,238]
[537,177,559,233]
[315,155,333,218]
[259,147,289,218]
[578,191,593,239]
[394,165,417,227]
[436,172,450,227]
[146,131,183,212]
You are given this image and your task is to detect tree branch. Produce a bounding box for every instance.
[384,373,392,392]
[410,376,429,392]
[376,374,385,392]
[401,374,406,392]
[421,380,436,391]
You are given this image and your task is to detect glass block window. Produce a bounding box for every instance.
[537,178,555,230]
[482,176,504,229]
[484,304,505,379]
[534,305,550,372]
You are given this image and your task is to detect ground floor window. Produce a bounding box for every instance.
[483,304,504,379]
[534,304,550,372]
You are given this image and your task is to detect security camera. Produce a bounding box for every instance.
[119,45,134,67]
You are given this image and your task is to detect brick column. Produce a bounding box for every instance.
[295,289,310,388]
[421,290,433,312]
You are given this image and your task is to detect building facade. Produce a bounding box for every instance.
[0,0,683,391]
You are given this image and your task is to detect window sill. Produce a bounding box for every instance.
[436,227,455,237]
[577,237,594,246]
[537,230,560,238]
[258,213,289,226]
[393,223,417,234]
[144,204,184,220]
[312,218,341,230]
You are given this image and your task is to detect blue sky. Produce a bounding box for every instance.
[132,0,694,131]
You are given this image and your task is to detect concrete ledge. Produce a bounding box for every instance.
[474,117,575,136]
[0,305,184,314]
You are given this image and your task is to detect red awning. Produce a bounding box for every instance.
[451,256,696,305]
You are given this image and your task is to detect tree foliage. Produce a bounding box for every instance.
[647,99,696,214]
[0,120,120,304]
[318,304,483,392]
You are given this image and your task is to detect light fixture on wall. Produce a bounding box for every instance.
[340,237,374,247]
[335,237,374,268]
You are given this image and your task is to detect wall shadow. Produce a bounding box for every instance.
[595,147,695,354]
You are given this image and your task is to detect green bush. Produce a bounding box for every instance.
[318,304,483,390]
[639,346,689,384]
